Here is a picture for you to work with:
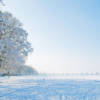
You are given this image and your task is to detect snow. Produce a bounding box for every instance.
[0,75,100,100]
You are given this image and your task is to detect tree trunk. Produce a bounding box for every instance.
[7,71,10,78]
[29,72,30,76]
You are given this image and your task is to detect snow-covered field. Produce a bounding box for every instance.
[0,75,100,100]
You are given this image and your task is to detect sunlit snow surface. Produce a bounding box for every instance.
[0,75,100,100]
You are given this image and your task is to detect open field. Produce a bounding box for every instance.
[0,75,100,100]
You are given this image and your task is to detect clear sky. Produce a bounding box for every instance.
[1,0,100,74]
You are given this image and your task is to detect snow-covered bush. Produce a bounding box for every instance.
[20,65,38,75]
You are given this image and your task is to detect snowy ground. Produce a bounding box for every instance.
[0,75,100,100]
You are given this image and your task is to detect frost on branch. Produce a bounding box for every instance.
[0,11,33,75]
[0,0,5,6]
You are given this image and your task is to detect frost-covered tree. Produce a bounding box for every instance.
[0,11,33,76]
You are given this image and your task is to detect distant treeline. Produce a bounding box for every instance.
[39,72,99,75]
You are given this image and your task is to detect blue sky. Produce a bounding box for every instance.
[1,0,100,74]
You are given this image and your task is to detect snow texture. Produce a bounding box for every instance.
[0,75,100,100]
